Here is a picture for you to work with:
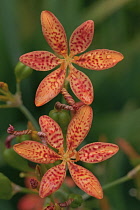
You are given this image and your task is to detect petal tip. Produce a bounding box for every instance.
[87,19,94,26]
[97,191,103,199]
[41,10,51,17]
[35,97,44,107]
[112,51,124,64]
[39,190,46,199]
[118,52,124,62]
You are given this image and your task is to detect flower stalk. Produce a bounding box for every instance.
[82,164,140,200]
[2,10,125,208]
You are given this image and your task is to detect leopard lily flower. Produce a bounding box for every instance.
[20,11,124,106]
[13,105,119,199]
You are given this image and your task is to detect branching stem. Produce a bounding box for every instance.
[82,164,140,200]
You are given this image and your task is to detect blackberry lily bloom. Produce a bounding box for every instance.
[20,11,124,106]
[13,105,119,199]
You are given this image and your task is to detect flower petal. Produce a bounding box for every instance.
[39,162,66,198]
[68,162,103,199]
[69,65,93,105]
[78,142,119,163]
[69,20,94,56]
[35,66,66,106]
[39,115,64,150]
[41,11,68,57]
[72,49,124,70]
[19,51,61,71]
[66,105,93,150]
[13,141,61,164]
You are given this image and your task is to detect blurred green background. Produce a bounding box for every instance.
[0,0,140,209]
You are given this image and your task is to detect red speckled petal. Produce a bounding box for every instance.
[39,115,64,150]
[41,11,68,57]
[68,162,103,199]
[69,20,94,56]
[19,51,61,71]
[66,105,93,150]
[69,65,93,105]
[35,66,66,106]
[79,142,119,163]
[39,162,66,198]
[13,141,61,164]
[72,49,124,70]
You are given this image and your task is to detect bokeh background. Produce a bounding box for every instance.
[0,0,140,209]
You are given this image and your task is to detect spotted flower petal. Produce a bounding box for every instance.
[69,20,94,56]
[68,162,103,199]
[13,141,61,164]
[19,51,61,71]
[39,162,66,198]
[79,142,119,163]
[66,105,93,150]
[39,115,64,150]
[41,11,68,57]
[69,64,93,105]
[72,49,124,70]
[35,66,66,106]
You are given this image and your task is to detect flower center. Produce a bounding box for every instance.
[63,55,73,66]
[62,149,79,162]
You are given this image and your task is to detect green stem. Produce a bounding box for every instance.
[102,175,129,190]
[103,164,140,190]
[18,104,39,131]
[15,81,39,130]
[12,183,38,195]
[16,82,21,94]
[19,186,38,194]
[82,164,140,200]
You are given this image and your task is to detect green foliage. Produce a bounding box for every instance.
[3,148,33,172]
[0,173,13,200]
[68,193,83,208]
[0,0,140,209]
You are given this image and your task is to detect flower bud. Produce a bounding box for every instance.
[3,148,33,172]
[49,109,59,123]
[58,110,71,128]
[0,82,9,92]
[68,194,83,208]
[14,62,33,82]
[49,109,71,134]
[0,173,13,199]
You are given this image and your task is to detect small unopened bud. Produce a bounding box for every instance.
[14,62,33,82]
[0,82,9,92]
[30,178,38,189]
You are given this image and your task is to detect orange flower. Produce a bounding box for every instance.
[20,11,124,106]
[14,105,119,199]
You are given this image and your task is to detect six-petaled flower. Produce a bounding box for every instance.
[13,105,119,199]
[20,11,124,106]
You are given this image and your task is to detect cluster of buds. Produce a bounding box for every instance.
[0,62,33,108]
[0,81,17,108]
[4,10,124,209]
